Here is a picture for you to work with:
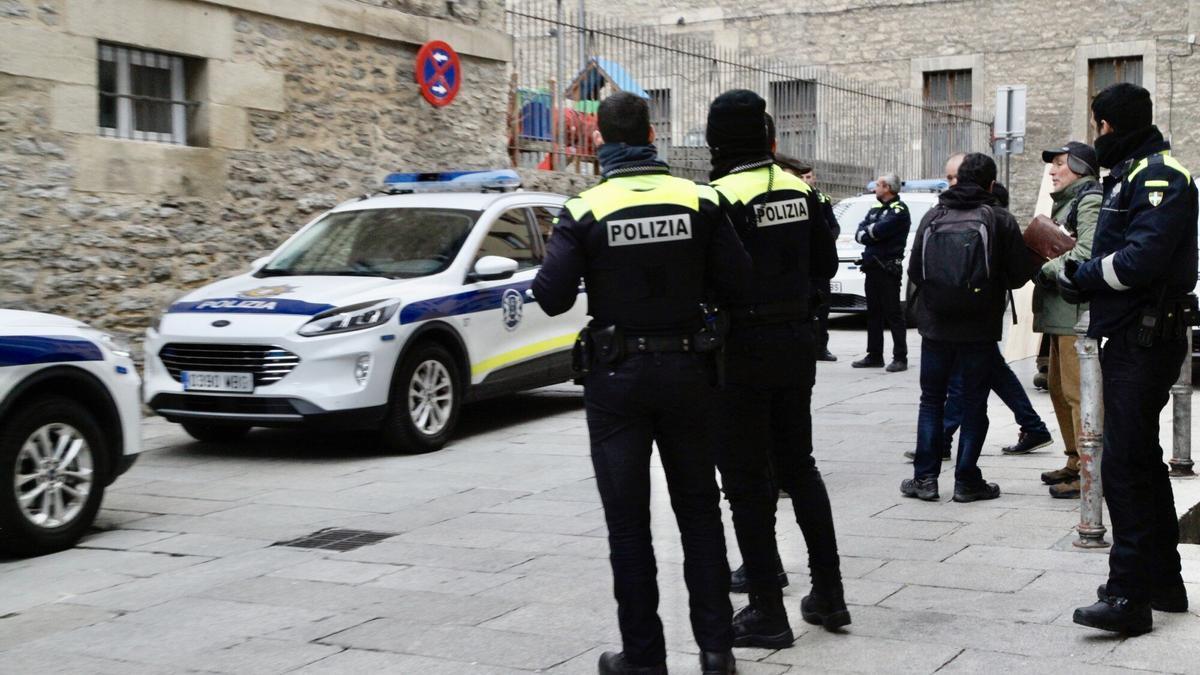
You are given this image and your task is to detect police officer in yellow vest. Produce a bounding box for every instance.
[533,92,751,675]
[1059,83,1197,635]
[705,90,846,648]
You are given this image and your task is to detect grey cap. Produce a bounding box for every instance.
[1041,141,1098,177]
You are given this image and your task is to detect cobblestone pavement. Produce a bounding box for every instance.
[1,321,1198,674]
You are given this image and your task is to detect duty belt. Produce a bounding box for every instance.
[622,334,697,353]
[729,300,809,324]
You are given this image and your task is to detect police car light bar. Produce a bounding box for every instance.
[864,178,949,193]
[381,169,522,194]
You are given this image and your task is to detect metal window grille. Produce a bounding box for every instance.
[922,69,974,178]
[1088,56,1143,141]
[98,43,193,145]
[647,88,671,159]
[770,79,818,162]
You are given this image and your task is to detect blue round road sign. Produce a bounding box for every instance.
[415,40,461,107]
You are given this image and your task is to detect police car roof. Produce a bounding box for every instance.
[332,190,567,213]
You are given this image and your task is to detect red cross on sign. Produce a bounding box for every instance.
[415,40,462,107]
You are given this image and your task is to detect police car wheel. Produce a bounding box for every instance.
[180,422,251,443]
[0,397,108,556]
[381,342,461,453]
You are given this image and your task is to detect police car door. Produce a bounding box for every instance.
[462,206,573,389]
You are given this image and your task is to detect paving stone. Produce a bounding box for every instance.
[179,637,343,674]
[477,572,614,605]
[938,521,1077,550]
[939,649,1153,674]
[878,585,1065,624]
[865,560,1043,592]
[763,632,961,673]
[479,601,621,643]
[269,559,397,585]
[321,617,595,670]
[479,497,602,517]
[370,565,522,595]
[111,478,274,502]
[1102,612,1200,674]
[263,613,376,643]
[77,528,180,550]
[872,502,1012,524]
[396,523,528,549]
[132,533,271,557]
[835,517,962,541]
[15,617,245,666]
[335,540,535,573]
[0,602,119,651]
[291,649,530,674]
[944,544,1110,574]
[836,534,966,562]
[100,492,243,516]
[0,648,178,674]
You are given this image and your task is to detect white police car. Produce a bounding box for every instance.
[829,179,948,323]
[143,170,587,453]
[0,310,142,555]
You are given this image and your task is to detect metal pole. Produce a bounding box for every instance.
[555,0,565,172]
[1074,310,1111,548]
[1170,326,1195,478]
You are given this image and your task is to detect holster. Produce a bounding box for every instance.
[570,328,592,384]
[591,325,625,366]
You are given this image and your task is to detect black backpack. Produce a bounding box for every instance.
[919,204,997,316]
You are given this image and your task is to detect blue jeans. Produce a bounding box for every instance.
[914,338,992,486]
[943,342,1048,448]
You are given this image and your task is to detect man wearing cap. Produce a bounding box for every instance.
[1058,83,1197,634]
[1031,141,1101,499]
[534,91,750,674]
[707,89,847,647]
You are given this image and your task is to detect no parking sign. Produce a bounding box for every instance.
[415,40,461,107]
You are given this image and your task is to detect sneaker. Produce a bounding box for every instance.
[817,349,838,362]
[851,356,885,368]
[952,481,1001,502]
[1002,430,1053,455]
[1097,583,1189,613]
[900,476,939,501]
[729,562,789,594]
[800,586,851,631]
[1048,480,1080,499]
[903,449,950,461]
[885,359,908,373]
[1041,467,1079,485]
[1073,596,1152,636]
[598,651,667,675]
[731,597,795,648]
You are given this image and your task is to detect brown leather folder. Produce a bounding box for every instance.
[1024,214,1076,263]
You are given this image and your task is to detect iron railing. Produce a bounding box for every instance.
[506,0,994,199]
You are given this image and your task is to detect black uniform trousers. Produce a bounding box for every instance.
[813,277,832,353]
[584,352,734,667]
[1100,329,1187,602]
[717,321,842,597]
[864,265,907,361]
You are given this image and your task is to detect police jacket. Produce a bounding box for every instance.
[1073,130,1199,338]
[712,163,838,315]
[854,196,910,264]
[532,166,752,335]
[814,187,840,238]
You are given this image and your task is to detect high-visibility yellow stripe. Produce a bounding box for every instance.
[1145,179,1170,187]
[471,332,578,377]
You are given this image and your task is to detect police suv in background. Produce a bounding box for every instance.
[829,179,948,324]
[0,310,143,555]
[143,170,587,453]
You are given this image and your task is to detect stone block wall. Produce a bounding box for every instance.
[0,0,512,337]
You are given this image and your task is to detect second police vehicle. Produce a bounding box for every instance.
[143,171,587,453]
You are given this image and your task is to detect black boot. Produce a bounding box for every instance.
[801,581,851,631]
[1097,583,1189,613]
[597,652,667,674]
[699,650,736,675]
[1072,596,1152,635]
[732,593,794,648]
[729,558,789,594]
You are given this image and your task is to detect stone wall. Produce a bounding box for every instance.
[0,0,511,338]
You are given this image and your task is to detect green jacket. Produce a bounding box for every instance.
[1032,176,1101,335]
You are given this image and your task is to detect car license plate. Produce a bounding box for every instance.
[830,281,842,293]
[182,371,254,393]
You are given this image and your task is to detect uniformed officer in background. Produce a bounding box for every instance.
[533,91,751,675]
[852,174,911,372]
[705,89,847,648]
[1058,83,1197,635]
[776,152,841,362]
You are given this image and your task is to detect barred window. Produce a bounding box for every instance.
[922,69,973,178]
[770,79,817,161]
[98,43,195,145]
[646,88,671,159]
[1088,56,1143,141]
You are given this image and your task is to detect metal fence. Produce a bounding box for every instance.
[506,0,994,198]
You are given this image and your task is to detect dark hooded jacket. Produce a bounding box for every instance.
[907,184,1032,342]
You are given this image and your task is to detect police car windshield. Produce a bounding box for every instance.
[259,207,479,279]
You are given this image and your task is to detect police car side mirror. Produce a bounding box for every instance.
[469,255,519,282]
[250,256,270,271]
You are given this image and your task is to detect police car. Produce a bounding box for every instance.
[0,310,142,555]
[829,179,948,323]
[143,170,587,453]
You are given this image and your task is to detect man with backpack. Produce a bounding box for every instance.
[1032,141,1101,499]
[901,153,1033,502]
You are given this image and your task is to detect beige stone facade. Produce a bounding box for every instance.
[0,0,514,336]
[559,0,1200,213]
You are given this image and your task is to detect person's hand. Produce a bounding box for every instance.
[1057,259,1091,305]
[1033,266,1057,291]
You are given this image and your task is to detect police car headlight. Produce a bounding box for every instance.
[297,299,400,337]
[82,329,132,358]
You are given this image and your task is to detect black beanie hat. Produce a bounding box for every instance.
[1091,82,1153,134]
[706,89,770,152]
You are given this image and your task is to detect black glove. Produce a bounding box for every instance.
[1057,259,1091,305]
[1033,267,1057,291]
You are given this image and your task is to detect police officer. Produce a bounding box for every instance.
[777,152,841,362]
[705,90,846,647]
[1059,83,1197,634]
[852,174,911,372]
[533,92,751,674]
